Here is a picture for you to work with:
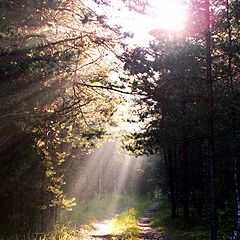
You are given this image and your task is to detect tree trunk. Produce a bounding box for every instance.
[174,140,179,217]
[226,1,240,239]
[164,147,177,218]
[205,0,217,239]
[168,147,177,218]
[233,157,240,240]
[181,100,189,221]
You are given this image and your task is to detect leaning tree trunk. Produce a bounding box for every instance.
[205,0,217,239]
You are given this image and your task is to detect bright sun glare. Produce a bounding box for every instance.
[147,0,187,31]
[88,0,187,44]
[105,0,187,44]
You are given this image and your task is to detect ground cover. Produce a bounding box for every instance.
[0,194,151,240]
[151,195,234,240]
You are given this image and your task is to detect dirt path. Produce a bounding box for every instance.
[89,203,173,240]
[136,203,172,240]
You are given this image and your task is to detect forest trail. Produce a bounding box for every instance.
[89,203,173,240]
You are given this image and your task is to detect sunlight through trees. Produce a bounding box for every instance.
[0,0,240,239]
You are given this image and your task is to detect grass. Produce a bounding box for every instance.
[1,194,152,240]
[111,208,140,236]
[0,226,88,240]
[60,193,148,226]
[110,197,152,238]
[2,194,234,240]
[150,195,234,240]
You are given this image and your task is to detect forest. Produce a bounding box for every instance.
[0,0,239,239]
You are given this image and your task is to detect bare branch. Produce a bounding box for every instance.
[0,134,14,146]
[76,83,132,95]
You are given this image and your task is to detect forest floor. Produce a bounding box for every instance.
[88,203,173,240]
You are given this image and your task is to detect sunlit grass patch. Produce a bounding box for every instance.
[109,196,153,238]
[111,208,140,236]
[0,225,89,240]
[39,224,89,240]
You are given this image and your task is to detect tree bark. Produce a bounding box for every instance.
[164,147,177,218]
[226,1,240,239]
[168,148,177,218]
[205,0,217,239]
[181,100,189,221]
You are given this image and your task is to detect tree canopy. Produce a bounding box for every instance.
[0,0,240,239]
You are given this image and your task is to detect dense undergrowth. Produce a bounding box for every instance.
[151,195,234,240]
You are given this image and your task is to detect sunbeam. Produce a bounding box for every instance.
[66,139,148,212]
[69,142,144,193]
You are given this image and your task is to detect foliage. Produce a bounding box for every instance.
[1,0,240,238]
[0,0,121,234]
[121,0,240,238]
